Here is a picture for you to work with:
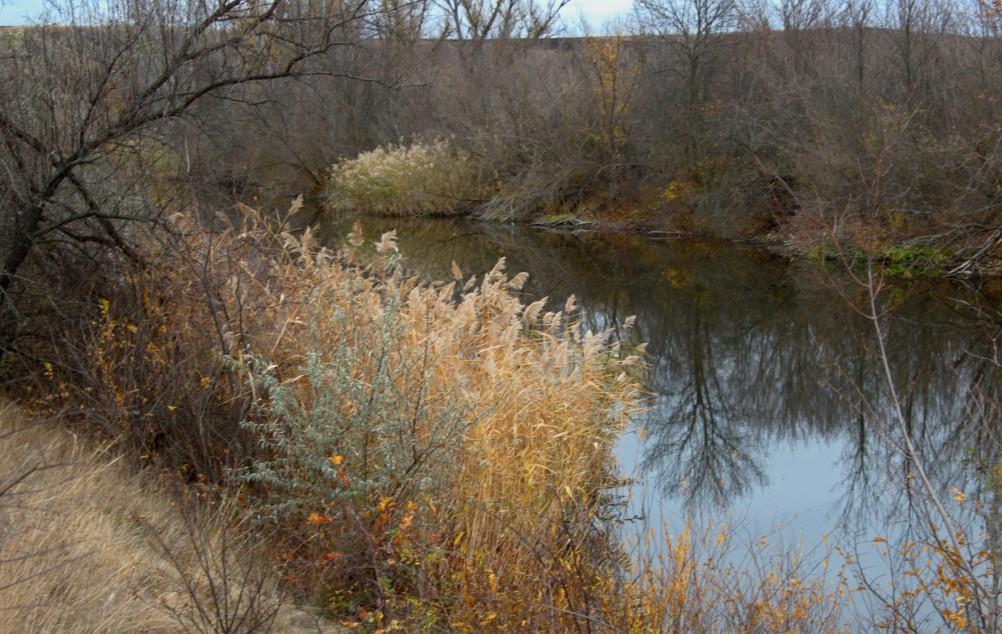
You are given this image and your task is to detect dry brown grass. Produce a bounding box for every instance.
[0,403,180,633]
[400,263,646,629]
[0,403,346,634]
[199,220,647,628]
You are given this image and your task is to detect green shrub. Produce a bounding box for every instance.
[881,244,949,278]
[237,285,474,524]
[326,139,482,216]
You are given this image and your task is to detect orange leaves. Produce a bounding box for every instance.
[306,512,333,525]
[319,551,341,564]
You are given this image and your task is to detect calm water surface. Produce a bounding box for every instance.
[320,217,1002,555]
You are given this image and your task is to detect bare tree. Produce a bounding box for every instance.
[883,0,951,107]
[431,0,570,40]
[635,0,740,114]
[841,0,874,88]
[0,0,400,357]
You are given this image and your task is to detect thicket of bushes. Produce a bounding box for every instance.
[305,4,1002,270]
[16,206,639,627]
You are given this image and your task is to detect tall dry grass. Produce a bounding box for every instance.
[326,139,483,217]
[226,223,645,628]
[400,263,646,630]
[17,205,863,631]
[600,520,850,633]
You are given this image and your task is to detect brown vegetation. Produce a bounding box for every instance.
[0,402,329,633]
[1,0,1000,630]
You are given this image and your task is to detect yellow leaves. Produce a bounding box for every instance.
[583,34,639,160]
[328,454,344,466]
[306,511,333,525]
[950,487,965,502]
[662,179,697,203]
[479,612,497,626]
[397,509,414,535]
[943,607,968,629]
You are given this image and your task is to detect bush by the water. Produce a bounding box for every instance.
[229,224,648,627]
[326,139,483,216]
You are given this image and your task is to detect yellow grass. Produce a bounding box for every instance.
[0,403,342,633]
[0,404,179,633]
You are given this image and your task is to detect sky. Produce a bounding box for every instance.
[0,0,37,25]
[562,0,634,30]
[1,0,635,29]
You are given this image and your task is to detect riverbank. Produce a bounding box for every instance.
[10,209,1002,630]
[0,402,345,633]
[320,137,1002,280]
[526,209,1002,280]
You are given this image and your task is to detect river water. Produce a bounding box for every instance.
[319,216,1002,572]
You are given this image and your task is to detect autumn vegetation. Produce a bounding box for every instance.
[1,0,1000,631]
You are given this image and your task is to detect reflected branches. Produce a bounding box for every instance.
[642,300,768,508]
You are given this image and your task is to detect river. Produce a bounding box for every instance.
[318,216,1002,588]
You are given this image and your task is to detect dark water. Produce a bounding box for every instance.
[319,217,1002,549]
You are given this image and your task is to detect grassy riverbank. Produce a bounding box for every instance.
[4,210,864,632]
[321,138,1002,279]
[7,209,1001,630]
[0,402,339,633]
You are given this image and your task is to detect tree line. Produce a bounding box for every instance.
[2,0,1001,358]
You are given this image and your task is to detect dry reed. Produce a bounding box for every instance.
[18,205,866,631]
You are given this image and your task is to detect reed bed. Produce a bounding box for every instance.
[18,207,868,631]
[326,139,482,217]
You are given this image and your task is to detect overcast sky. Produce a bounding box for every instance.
[1,0,635,28]
[563,0,634,30]
[0,0,36,25]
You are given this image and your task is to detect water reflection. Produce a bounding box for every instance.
[318,217,1002,532]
